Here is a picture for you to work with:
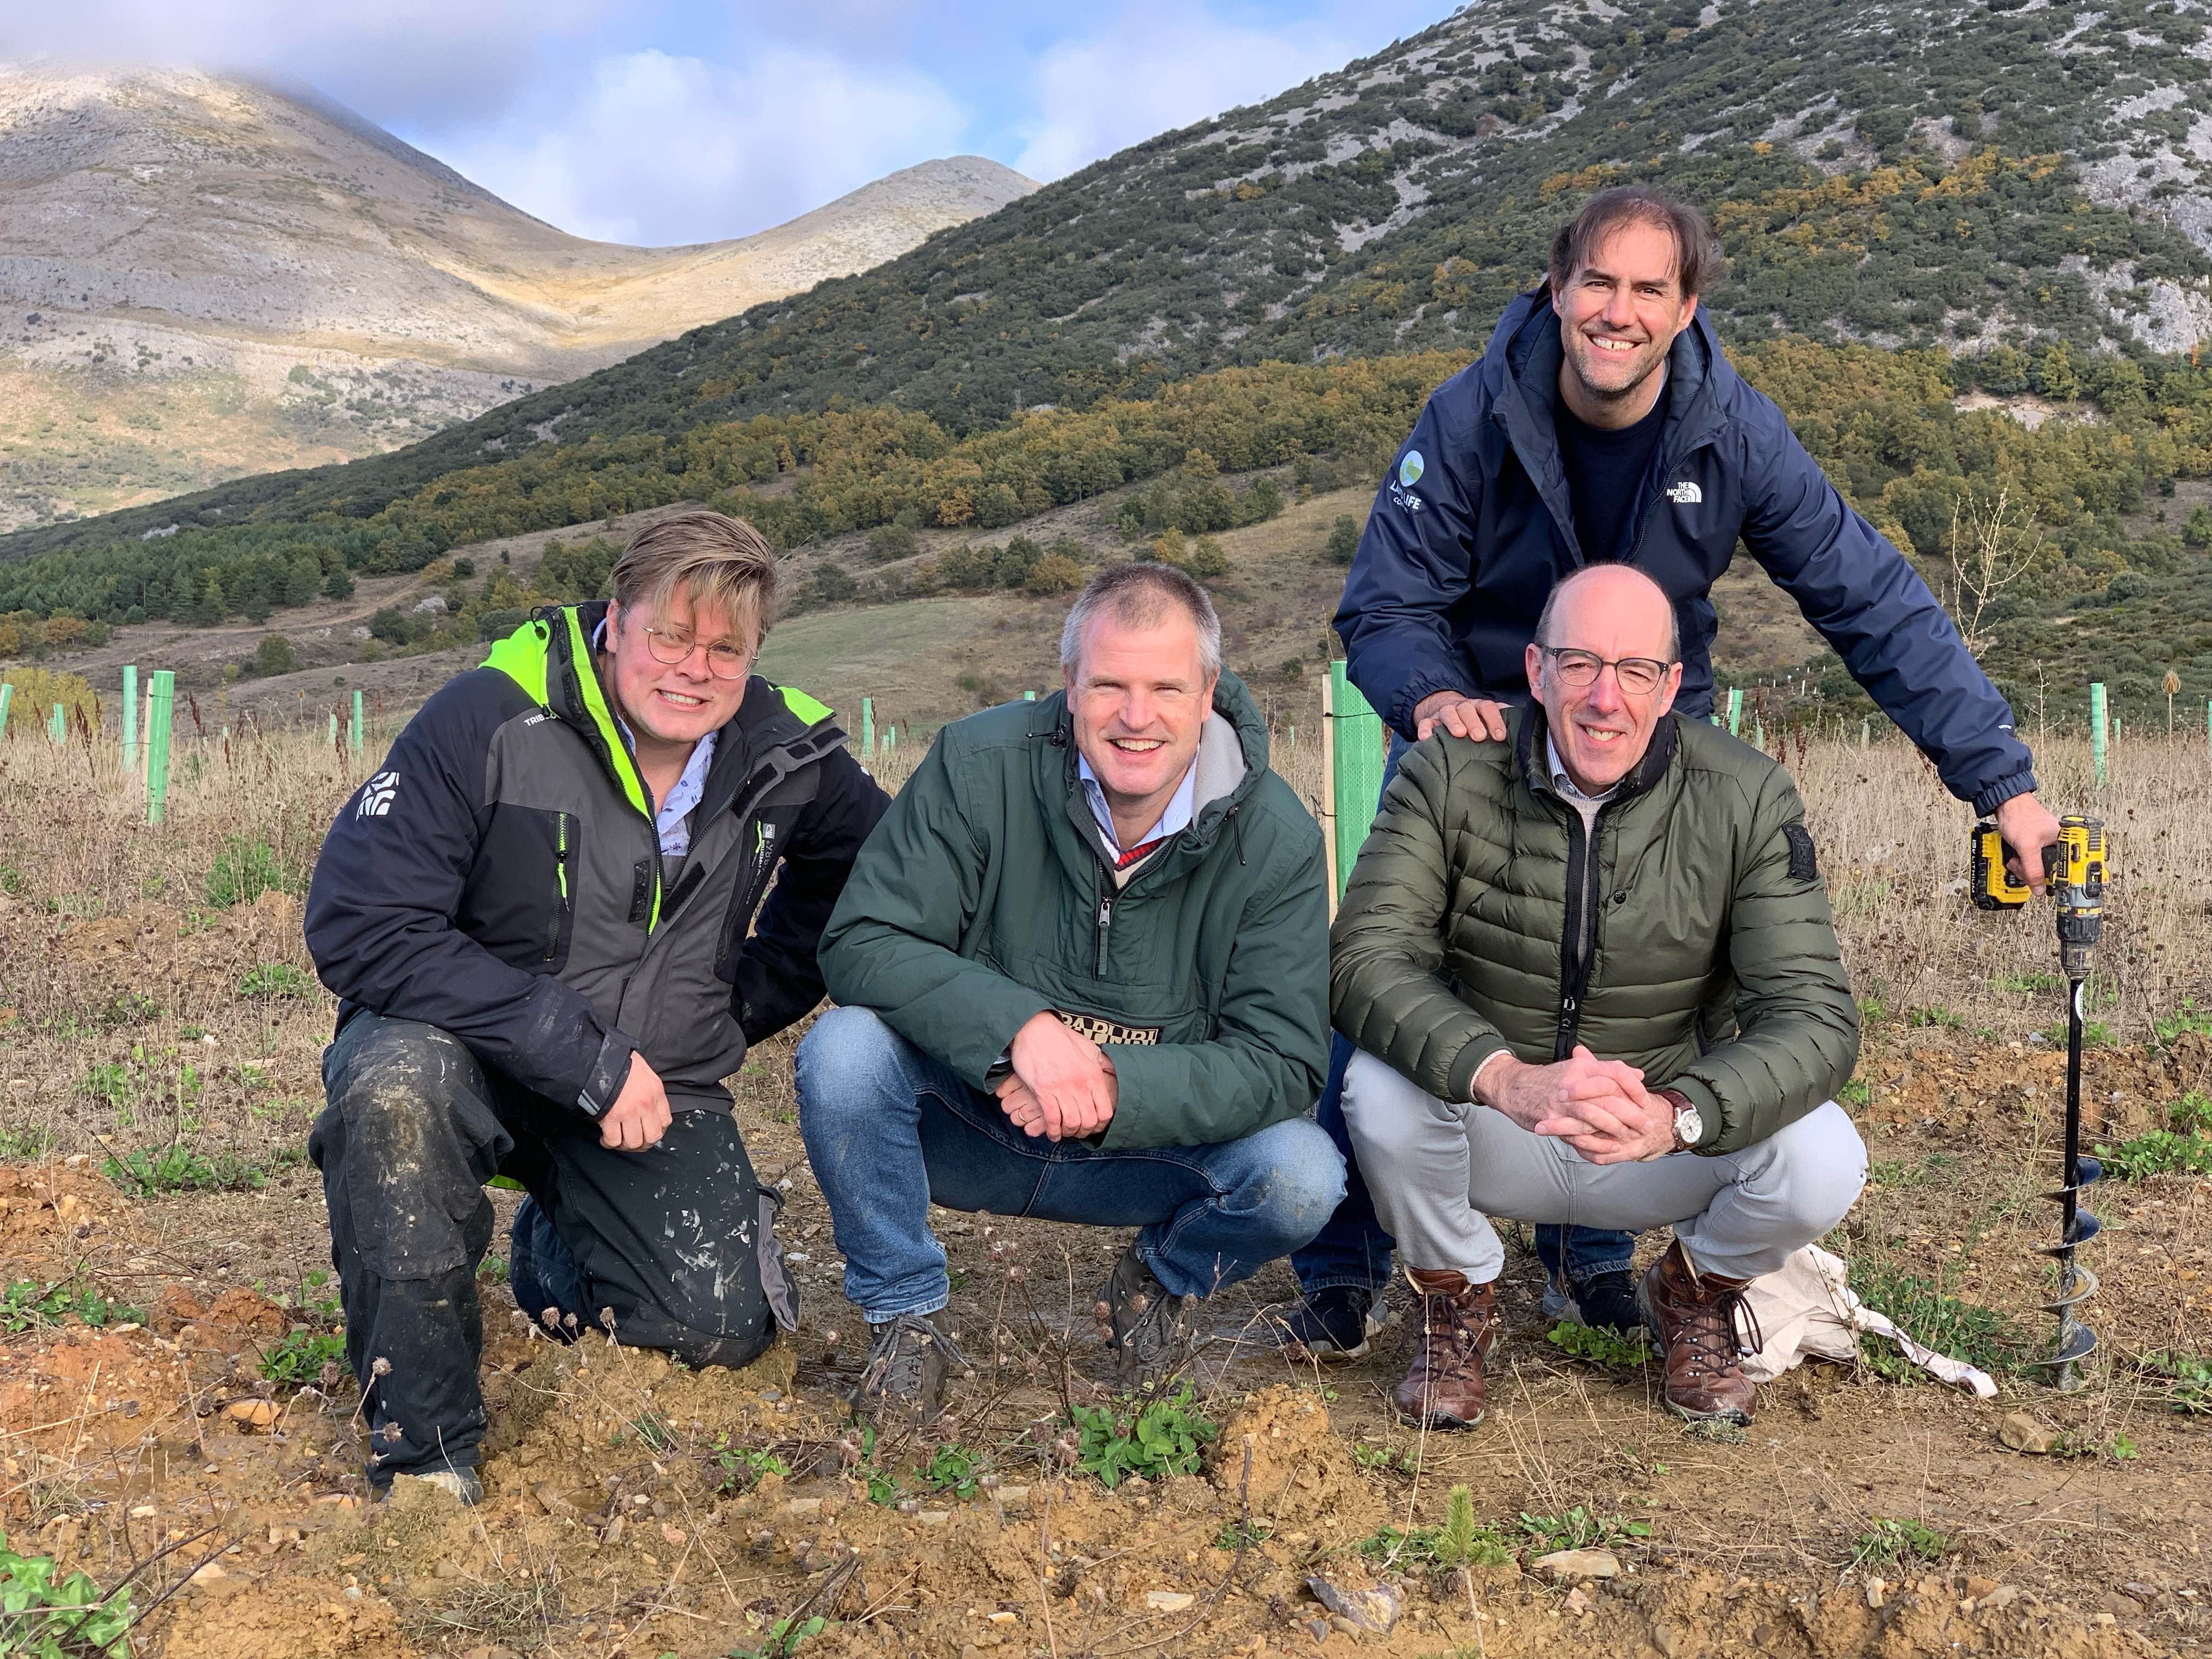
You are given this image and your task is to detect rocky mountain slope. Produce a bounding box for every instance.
[14,0,2212,558]
[0,65,1034,531]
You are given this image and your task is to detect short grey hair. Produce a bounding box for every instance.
[1534,565,1681,661]
[1059,562,1223,677]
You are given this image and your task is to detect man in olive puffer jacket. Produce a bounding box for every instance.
[1331,562,1865,1429]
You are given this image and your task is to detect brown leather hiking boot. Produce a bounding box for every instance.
[1389,1269,1498,1430]
[1638,1240,1762,1425]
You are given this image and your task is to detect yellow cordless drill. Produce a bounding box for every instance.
[1968,814,2108,1388]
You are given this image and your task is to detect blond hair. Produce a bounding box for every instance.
[610,511,778,646]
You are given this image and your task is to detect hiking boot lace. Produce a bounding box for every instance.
[1420,1291,1491,1382]
[1672,1284,1763,1379]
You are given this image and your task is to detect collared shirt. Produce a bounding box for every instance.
[1547,732,1618,833]
[1077,751,1197,863]
[591,617,716,857]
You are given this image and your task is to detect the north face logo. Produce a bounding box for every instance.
[357,770,399,818]
[1666,481,1703,505]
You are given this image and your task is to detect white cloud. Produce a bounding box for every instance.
[1011,7,1365,182]
[435,46,971,246]
[0,0,611,128]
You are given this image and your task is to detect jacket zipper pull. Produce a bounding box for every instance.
[1096,893,1115,974]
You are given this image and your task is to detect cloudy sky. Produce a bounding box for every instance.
[1,0,1447,246]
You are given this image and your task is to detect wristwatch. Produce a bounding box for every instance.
[1656,1088,1703,1151]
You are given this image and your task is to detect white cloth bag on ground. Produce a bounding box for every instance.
[1738,1245,1999,1399]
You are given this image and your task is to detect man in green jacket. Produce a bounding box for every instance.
[1332,562,1864,1430]
[805,563,1341,1421]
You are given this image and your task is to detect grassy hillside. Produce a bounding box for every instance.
[8,0,2212,562]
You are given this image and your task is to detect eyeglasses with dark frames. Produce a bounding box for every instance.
[1539,646,1674,696]
[640,623,752,680]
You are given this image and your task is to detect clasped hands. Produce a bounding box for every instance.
[1478,1044,1675,1163]
[996,1011,1118,1141]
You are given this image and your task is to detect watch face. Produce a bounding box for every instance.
[1674,1106,1703,1146]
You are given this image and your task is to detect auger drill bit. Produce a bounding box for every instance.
[2024,816,2107,1391]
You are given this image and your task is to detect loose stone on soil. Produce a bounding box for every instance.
[1145,1590,1196,1612]
[1534,1548,1621,1581]
[1999,1411,2061,1454]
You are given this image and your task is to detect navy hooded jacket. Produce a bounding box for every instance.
[1334,289,2038,816]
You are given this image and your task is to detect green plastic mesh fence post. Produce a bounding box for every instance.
[2090,682,2107,786]
[1726,687,1743,736]
[48,704,64,745]
[861,696,875,760]
[886,725,898,753]
[122,665,138,777]
[0,683,11,740]
[1325,663,1385,906]
[1285,725,1296,749]
[1023,690,1037,702]
[328,712,338,748]
[351,690,364,756]
[146,670,176,826]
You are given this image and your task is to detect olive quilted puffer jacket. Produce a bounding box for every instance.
[1329,707,1858,1154]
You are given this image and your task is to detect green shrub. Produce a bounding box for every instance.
[1324,515,1361,565]
[1853,1517,1953,1566]
[255,634,296,676]
[259,1329,349,1387]
[0,1531,132,1657]
[205,837,288,909]
[239,962,315,1000]
[0,1280,143,1334]
[1068,1385,1217,1489]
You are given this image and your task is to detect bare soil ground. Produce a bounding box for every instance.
[0,682,2204,1658]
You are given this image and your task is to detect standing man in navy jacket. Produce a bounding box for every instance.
[1279,185,2061,1357]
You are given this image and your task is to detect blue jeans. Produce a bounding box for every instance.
[1288,729,1636,1300]
[794,1006,1346,1321]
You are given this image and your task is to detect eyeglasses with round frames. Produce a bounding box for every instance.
[1541,646,1673,696]
[640,623,752,680]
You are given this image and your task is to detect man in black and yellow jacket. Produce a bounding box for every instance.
[304,512,885,1500]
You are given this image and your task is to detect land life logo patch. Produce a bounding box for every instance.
[356,770,400,819]
[1389,448,1428,512]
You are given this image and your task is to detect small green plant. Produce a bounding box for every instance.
[0,1280,144,1334]
[2153,1000,2212,1046]
[1068,1385,1218,1489]
[1855,995,1889,1025]
[2036,1018,2114,1049]
[922,1444,978,1499]
[2140,1351,2212,1415]
[0,864,27,896]
[727,1611,828,1658]
[630,1409,678,1453]
[2097,1093,2212,1179]
[1905,1005,1965,1030]
[712,1437,791,1495]
[1853,1517,1953,1567]
[1847,1263,2027,1380]
[2000,970,2065,994]
[0,1530,132,1657]
[101,1143,286,1197]
[1351,1441,1421,1477]
[1546,1319,1651,1370]
[2107,1432,2139,1461]
[0,1125,56,1160]
[1216,1517,1273,1550]
[239,962,315,1000]
[260,1328,348,1387]
[205,836,291,910]
[1838,1076,1872,1106]
[1358,1485,1515,1570]
[1517,1506,1652,1553]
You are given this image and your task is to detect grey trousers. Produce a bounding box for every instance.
[1340,1051,1867,1284]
